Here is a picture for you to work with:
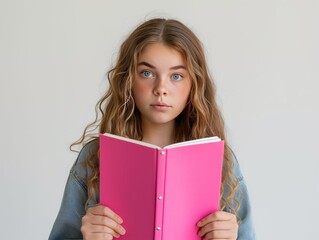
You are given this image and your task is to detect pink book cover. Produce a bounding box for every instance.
[100,133,224,240]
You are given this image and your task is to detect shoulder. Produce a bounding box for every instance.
[73,138,99,166]
[70,138,99,190]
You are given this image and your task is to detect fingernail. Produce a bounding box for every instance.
[121,227,126,235]
[118,217,123,224]
[197,221,202,227]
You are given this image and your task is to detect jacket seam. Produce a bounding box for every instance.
[70,170,87,193]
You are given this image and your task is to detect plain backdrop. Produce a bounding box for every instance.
[1,0,318,239]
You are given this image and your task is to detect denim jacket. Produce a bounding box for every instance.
[49,140,256,239]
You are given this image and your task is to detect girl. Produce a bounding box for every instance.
[49,18,255,240]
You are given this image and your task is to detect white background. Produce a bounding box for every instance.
[1,0,318,239]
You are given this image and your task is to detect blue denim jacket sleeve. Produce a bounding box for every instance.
[227,151,256,240]
[49,141,98,240]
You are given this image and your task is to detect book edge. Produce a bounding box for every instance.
[101,133,221,149]
[101,133,160,149]
[165,136,221,149]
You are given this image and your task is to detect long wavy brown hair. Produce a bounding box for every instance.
[71,18,240,219]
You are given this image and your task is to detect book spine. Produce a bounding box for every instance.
[154,149,167,240]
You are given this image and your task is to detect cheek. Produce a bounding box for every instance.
[132,82,141,99]
[132,81,149,95]
[132,83,147,106]
[180,84,191,103]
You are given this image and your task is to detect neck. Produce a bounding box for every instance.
[141,121,175,148]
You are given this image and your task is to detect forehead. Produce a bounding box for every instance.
[137,43,186,67]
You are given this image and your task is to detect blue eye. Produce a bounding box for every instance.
[172,74,182,81]
[141,70,153,78]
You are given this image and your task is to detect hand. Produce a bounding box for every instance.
[197,211,238,240]
[81,205,126,240]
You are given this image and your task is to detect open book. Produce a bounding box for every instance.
[100,133,224,240]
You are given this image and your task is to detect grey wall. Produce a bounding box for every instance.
[1,0,318,239]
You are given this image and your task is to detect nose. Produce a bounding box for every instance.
[153,77,168,96]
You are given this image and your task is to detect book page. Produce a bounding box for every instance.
[102,133,160,148]
[165,136,220,149]
[102,133,221,149]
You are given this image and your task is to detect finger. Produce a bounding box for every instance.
[89,215,126,235]
[198,221,238,238]
[202,230,237,240]
[198,221,234,236]
[86,224,121,237]
[197,211,236,227]
[82,226,120,239]
[88,205,123,224]
[82,213,126,236]
[83,232,115,240]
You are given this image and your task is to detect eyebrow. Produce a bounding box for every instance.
[137,61,187,70]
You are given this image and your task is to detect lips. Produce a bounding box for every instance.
[150,102,172,110]
[150,102,171,107]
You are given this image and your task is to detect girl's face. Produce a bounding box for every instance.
[132,43,191,128]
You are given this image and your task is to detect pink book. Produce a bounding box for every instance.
[100,133,224,240]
